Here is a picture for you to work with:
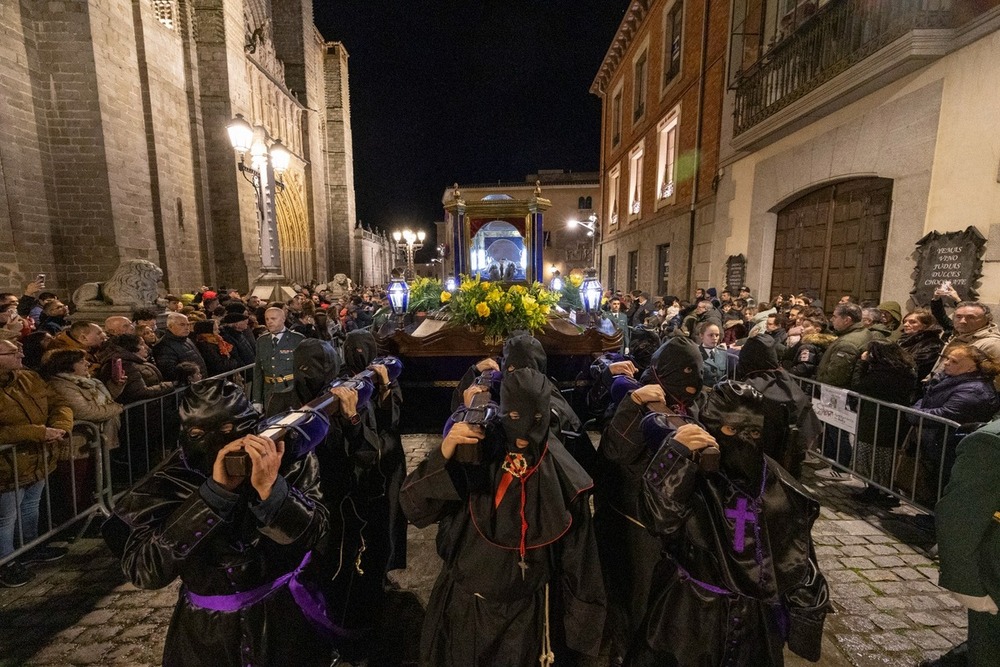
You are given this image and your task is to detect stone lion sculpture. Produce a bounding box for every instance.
[72,259,164,310]
[326,273,354,298]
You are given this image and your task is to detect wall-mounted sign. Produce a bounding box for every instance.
[725,254,747,295]
[910,226,985,306]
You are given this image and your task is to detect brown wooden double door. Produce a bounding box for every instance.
[771,178,892,308]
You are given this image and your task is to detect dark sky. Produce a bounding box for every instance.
[313,1,629,260]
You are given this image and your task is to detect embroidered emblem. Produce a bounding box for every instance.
[502,452,529,478]
[724,496,758,553]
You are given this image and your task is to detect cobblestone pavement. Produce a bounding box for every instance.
[0,436,963,666]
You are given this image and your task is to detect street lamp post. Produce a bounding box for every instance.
[391,228,425,280]
[227,113,292,300]
[567,213,601,277]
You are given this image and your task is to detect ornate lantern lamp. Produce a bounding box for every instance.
[387,270,410,318]
[580,267,603,316]
[549,269,564,293]
[444,275,458,293]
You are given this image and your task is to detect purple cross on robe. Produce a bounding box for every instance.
[724,496,757,553]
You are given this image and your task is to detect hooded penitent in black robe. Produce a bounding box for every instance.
[110,379,334,667]
[631,382,829,666]
[401,369,606,666]
[737,334,818,479]
[594,336,704,664]
[343,330,408,572]
[292,335,388,661]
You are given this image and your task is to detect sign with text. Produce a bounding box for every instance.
[724,254,747,296]
[811,385,857,435]
[910,227,985,306]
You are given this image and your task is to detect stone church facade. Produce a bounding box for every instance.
[0,0,358,295]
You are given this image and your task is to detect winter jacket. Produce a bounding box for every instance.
[816,323,875,388]
[153,332,208,381]
[0,370,73,491]
[97,350,176,404]
[898,328,944,388]
[783,332,836,379]
[220,327,256,366]
[929,323,1000,389]
[910,371,1000,471]
[47,374,123,457]
[194,334,242,376]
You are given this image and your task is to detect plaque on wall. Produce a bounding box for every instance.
[910,226,986,306]
[724,254,747,295]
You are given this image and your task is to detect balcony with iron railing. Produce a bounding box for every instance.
[732,0,953,144]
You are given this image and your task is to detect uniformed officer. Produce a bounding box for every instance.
[935,418,1000,666]
[251,306,305,417]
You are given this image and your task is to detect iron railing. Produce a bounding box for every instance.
[0,364,253,567]
[733,0,952,135]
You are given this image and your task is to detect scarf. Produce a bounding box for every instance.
[196,333,234,358]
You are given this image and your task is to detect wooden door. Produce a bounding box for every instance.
[771,178,892,308]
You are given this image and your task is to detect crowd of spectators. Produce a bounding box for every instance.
[599,283,1000,506]
[0,279,393,588]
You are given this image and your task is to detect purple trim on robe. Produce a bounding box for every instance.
[676,563,732,597]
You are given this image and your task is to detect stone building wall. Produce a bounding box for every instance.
[324,43,358,281]
[0,0,357,296]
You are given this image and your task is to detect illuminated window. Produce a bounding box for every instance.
[656,108,680,203]
[608,164,621,227]
[628,143,644,219]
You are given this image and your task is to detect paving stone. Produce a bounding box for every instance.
[813,534,843,546]
[869,555,906,567]
[839,545,873,557]
[814,545,843,557]
[836,535,870,545]
[832,582,877,599]
[935,593,963,609]
[935,625,967,644]
[860,568,899,582]
[826,569,865,583]
[906,611,946,626]
[870,612,908,630]
[840,556,878,569]
[892,567,926,581]
[63,642,114,664]
[904,628,955,650]
[864,543,899,555]
[77,609,116,626]
[871,596,910,611]
[869,631,917,651]
[864,534,897,544]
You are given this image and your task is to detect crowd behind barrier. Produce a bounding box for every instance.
[0,365,254,569]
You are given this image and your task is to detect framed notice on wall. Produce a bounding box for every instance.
[725,254,747,295]
[910,226,986,306]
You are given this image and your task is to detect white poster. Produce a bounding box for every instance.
[811,385,858,435]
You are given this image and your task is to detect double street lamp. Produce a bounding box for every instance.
[392,228,425,280]
[227,113,290,290]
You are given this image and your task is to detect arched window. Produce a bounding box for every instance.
[578,196,586,209]
[585,196,593,209]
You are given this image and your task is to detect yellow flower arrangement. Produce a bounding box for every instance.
[406,276,444,312]
[444,275,559,337]
[440,291,451,303]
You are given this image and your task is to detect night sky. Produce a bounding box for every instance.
[313,1,630,260]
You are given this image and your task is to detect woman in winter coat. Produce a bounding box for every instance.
[42,349,124,522]
[782,314,835,378]
[849,340,917,506]
[192,319,241,376]
[897,308,944,388]
[99,334,176,404]
[906,345,1000,504]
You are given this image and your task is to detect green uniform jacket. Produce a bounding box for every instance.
[815,322,875,388]
[936,420,1000,602]
[250,329,305,406]
[604,311,630,352]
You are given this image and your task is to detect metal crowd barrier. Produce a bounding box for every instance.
[791,375,965,513]
[0,364,253,568]
[0,422,103,568]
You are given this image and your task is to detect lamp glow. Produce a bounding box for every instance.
[387,273,409,315]
[227,114,253,154]
[268,140,290,174]
[444,276,457,292]
[580,268,603,314]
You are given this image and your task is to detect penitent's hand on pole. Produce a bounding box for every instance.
[441,422,484,460]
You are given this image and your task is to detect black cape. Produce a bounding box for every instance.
[401,435,606,666]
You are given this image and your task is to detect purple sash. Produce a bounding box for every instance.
[184,551,345,638]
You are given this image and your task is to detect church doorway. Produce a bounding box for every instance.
[770,178,892,308]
